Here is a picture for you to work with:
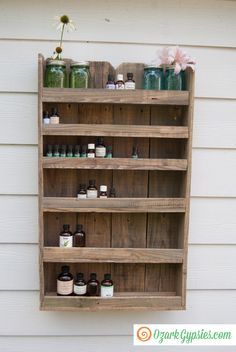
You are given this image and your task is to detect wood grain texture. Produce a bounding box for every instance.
[42,247,184,263]
[42,198,186,213]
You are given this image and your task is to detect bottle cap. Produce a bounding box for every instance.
[127,72,133,78]
[76,224,83,231]
[117,74,124,81]
[51,107,58,116]
[100,185,107,192]
[90,273,97,280]
[76,272,84,280]
[71,61,89,67]
[63,224,70,231]
[61,265,69,273]
[104,273,111,280]
[88,143,95,149]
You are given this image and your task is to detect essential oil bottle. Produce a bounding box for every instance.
[74,273,87,296]
[87,273,100,296]
[46,145,53,157]
[87,180,98,199]
[95,137,106,158]
[74,224,86,247]
[115,74,125,89]
[50,108,60,124]
[87,143,95,158]
[81,145,87,158]
[59,224,73,247]
[132,145,138,159]
[43,111,50,124]
[57,265,73,296]
[125,73,135,90]
[106,146,113,158]
[67,145,73,157]
[74,145,81,158]
[109,187,116,198]
[60,145,67,157]
[77,184,87,199]
[99,185,108,198]
[53,144,60,157]
[106,74,115,89]
[101,273,114,297]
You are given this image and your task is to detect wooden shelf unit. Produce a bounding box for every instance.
[38,54,194,311]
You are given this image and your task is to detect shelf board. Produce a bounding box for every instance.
[42,157,187,171]
[42,197,186,213]
[42,88,189,105]
[42,124,189,138]
[43,247,184,263]
[42,292,182,311]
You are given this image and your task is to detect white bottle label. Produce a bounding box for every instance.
[43,118,50,124]
[87,152,95,158]
[50,116,59,124]
[115,83,125,90]
[57,279,73,295]
[99,195,108,199]
[96,146,106,158]
[125,82,135,90]
[106,84,115,90]
[87,190,98,199]
[101,285,114,297]
[74,284,87,295]
[77,193,87,199]
[59,235,73,247]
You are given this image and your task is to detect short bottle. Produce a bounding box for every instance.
[59,224,73,247]
[87,143,95,158]
[115,74,125,89]
[99,185,108,198]
[125,73,135,90]
[74,224,86,247]
[53,144,60,157]
[132,146,138,159]
[95,137,106,158]
[81,145,87,158]
[60,145,67,157]
[74,273,87,296]
[77,184,87,199]
[46,145,53,157]
[74,145,81,158]
[67,145,73,157]
[101,273,114,297]
[87,273,100,296]
[106,74,115,89]
[43,111,50,124]
[57,265,73,296]
[106,146,113,158]
[87,180,98,199]
[50,108,60,124]
[109,187,116,198]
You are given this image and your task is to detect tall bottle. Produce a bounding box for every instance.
[59,224,73,248]
[87,180,98,199]
[57,265,73,296]
[101,273,114,297]
[95,137,106,158]
[50,107,60,124]
[87,273,100,296]
[74,224,86,247]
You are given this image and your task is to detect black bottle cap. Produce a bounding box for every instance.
[104,273,111,280]
[61,265,69,273]
[51,107,58,116]
[90,273,97,280]
[108,74,114,81]
[76,224,83,231]
[63,224,70,231]
[79,183,86,189]
[127,72,133,78]
[76,272,84,280]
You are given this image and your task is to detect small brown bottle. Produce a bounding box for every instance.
[67,145,73,157]
[46,145,53,157]
[109,187,116,198]
[74,273,87,296]
[115,74,125,89]
[87,273,100,296]
[59,224,73,247]
[99,185,108,198]
[101,273,114,297]
[132,145,138,159]
[60,145,67,157]
[106,74,115,90]
[74,224,86,247]
[74,145,81,157]
[57,265,73,296]
[125,73,135,90]
[87,179,98,198]
[77,184,87,199]
[53,144,60,157]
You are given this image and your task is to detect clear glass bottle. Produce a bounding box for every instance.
[95,137,106,158]
[87,180,98,199]
[74,273,87,296]
[53,144,60,157]
[87,273,99,296]
[74,145,81,158]
[46,145,53,157]
[57,265,73,296]
[101,273,114,297]
[69,61,90,88]
[106,146,113,158]
[60,145,67,158]
[59,224,73,248]
[115,74,125,89]
[74,224,86,247]
[125,73,135,90]
[67,145,73,157]
[77,184,87,199]
[99,185,108,198]
[50,108,60,124]
[87,143,95,158]
[143,65,163,90]
[106,74,115,89]
[45,59,67,88]
[165,66,183,90]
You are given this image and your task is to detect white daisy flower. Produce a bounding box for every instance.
[53,15,76,32]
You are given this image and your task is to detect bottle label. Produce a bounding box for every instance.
[43,119,50,124]
[115,83,125,90]
[50,116,59,124]
[60,235,73,247]
[96,147,106,158]
[101,285,114,297]
[87,152,95,158]
[106,83,115,89]
[57,279,73,295]
[74,284,87,295]
[87,190,98,199]
[99,195,108,199]
[77,193,87,199]
[125,82,135,90]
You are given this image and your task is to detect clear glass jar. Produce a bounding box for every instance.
[45,60,67,88]
[69,61,90,88]
[143,65,163,90]
[165,66,183,90]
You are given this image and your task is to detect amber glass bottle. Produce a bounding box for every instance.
[87,273,100,296]
[74,224,86,247]
[57,265,73,296]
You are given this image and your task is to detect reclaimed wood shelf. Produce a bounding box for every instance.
[38,54,194,311]
[42,157,187,171]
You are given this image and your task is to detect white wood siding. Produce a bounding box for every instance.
[0,0,236,350]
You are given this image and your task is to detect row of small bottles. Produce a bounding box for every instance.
[77,181,116,199]
[106,73,135,90]
[57,266,114,297]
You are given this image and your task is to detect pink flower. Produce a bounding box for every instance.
[157,46,196,74]
[157,47,173,66]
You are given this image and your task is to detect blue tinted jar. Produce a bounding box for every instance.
[165,66,183,90]
[143,65,163,90]
[45,60,67,88]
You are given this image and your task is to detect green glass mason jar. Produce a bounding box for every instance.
[143,65,164,90]
[45,60,67,88]
[70,61,90,88]
[165,66,183,90]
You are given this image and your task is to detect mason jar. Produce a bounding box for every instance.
[165,66,183,90]
[45,60,67,88]
[69,61,90,88]
[143,65,163,90]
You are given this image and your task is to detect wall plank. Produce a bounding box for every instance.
[0,290,235,335]
[0,41,236,99]
[0,0,235,48]
[0,244,235,290]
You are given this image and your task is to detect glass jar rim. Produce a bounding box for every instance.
[46,59,66,66]
[71,61,89,67]
[144,64,162,69]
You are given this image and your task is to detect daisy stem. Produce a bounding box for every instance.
[59,23,65,49]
